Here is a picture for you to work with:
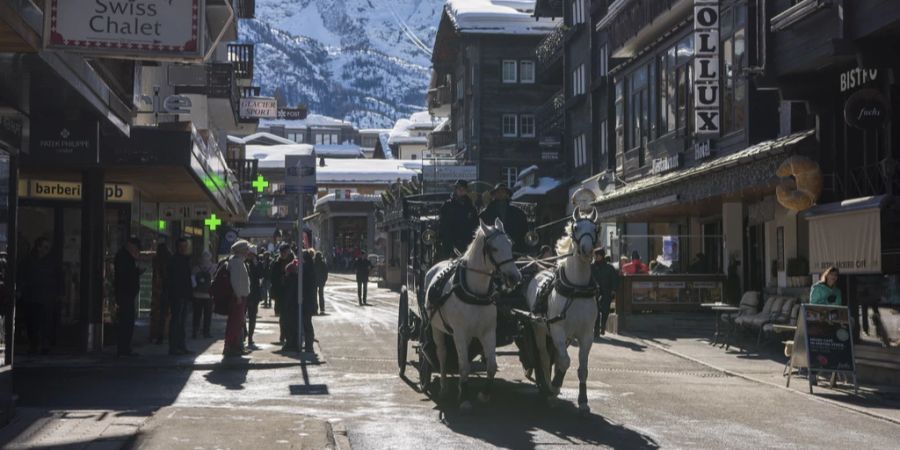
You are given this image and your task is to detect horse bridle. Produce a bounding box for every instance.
[483,230,517,271]
[570,217,599,254]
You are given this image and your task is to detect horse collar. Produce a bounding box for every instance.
[454,262,496,306]
[555,265,598,299]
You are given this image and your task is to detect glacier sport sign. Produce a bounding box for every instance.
[44,0,204,60]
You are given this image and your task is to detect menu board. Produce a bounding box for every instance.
[631,280,723,304]
[631,281,656,303]
[802,305,856,373]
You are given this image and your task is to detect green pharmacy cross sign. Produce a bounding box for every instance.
[252,174,269,193]
[205,214,222,231]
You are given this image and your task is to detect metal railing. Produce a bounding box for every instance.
[536,23,565,70]
[207,63,240,119]
[240,85,261,98]
[824,160,900,199]
[536,89,564,137]
[226,158,260,192]
[602,0,681,53]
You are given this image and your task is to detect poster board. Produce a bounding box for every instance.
[789,304,858,393]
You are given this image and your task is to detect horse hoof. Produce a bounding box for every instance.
[578,403,591,416]
[477,392,491,403]
[459,400,474,413]
[544,395,559,408]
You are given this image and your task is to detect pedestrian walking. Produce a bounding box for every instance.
[192,250,215,339]
[591,248,620,337]
[438,180,478,259]
[245,247,264,348]
[302,251,317,353]
[270,244,295,343]
[20,237,62,355]
[810,266,842,305]
[150,243,171,344]
[314,251,328,314]
[224,240,251,357]
[260,251,272,308]
[167,238,194,356]
[354,255,373,305]
[114,237,143,357]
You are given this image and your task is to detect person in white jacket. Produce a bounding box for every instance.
[224,240,251,357]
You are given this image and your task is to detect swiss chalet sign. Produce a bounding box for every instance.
[45,0,204,60]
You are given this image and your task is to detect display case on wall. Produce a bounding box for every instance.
[621,275,726,313]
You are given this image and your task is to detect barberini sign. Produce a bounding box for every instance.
[44,0,205,60]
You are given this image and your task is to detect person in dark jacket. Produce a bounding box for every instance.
[439,180,478,259]
[114,237,143,357]
[301,251,318,353]
[20,237,62,355]
[150,243,171,344]
[245,247,264,348]
[166,238,194,355]
[479,183,529,254]
[591,247,621,337]
[354,255,373,306]
[281,258,301,352]
[271,244,295,344]
[314,252,328,314]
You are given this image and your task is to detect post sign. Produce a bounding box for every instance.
[789,304,857,392]
[44,0,204,60]
[694,0,720,136]
[240,97,278,119]
[285,153,317,194]
[277,108,308,120]
[28,119,99,165]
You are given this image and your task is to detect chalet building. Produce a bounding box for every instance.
[258,114,360,148]
[429,0,559,187]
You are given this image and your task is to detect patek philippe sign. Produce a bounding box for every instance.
[29,120,99,165]
[44,0,204,60]
[240,97,278,119]
[694,0,720,136]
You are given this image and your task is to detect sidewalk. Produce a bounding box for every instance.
[0,406,341,450]
[15,304,324,370]
[623,313,900,425]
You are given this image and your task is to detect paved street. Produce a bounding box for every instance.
[2,274,899,449]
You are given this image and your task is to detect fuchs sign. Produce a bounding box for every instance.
[44,0,204,60]
[694,0,720,136]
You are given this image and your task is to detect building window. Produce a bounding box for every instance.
[502,167,518,187]
[520,60,535,84]
[456,77,464,101]
[656,35,693,134]
[571,0,585,25]
[502,60,517,83]
[597,44,608,78]
[614,81,624,168]
[573,64,586,96]
[520,114,535,137]
[599,119,608,161]
[315,134,323,145]
[721,6,747,134]
[573,134,587,167]
[457,127,465,148]
[628,63,649,164]
[502,114,518,137]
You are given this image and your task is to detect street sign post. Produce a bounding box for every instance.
[285,152,317,353]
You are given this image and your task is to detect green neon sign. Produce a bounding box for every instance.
[204,213,222,231]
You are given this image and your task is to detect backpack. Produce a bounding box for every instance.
[209,258,233,315]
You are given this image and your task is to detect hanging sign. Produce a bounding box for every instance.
[28,119,99,165]
[844,89,890,130]
[285,153,317,194]
[240,97,278,119]
[277,107,308,120]
[44,0,204,60]
[694,0,720,136]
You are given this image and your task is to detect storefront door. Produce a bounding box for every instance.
[744,222,765,292]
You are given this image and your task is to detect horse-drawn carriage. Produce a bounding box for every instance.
[395,190,605,412]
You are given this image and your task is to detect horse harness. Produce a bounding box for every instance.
[534,265,599,325]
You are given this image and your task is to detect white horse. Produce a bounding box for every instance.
[525,208,600,414]
[425,218,523,411]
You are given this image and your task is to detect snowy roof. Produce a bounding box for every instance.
[314,144,365,158]
[388,111,439,145]
[359,128,392,134]
[249,144,315,169]
[378,132,394,159]
[315,193,383,208]
[517,165,539,182]
[446,0,559,35]
[259,113,352,129]
[434,117,451,132]
[512,177,561,199]
[228,132,295,146]
[317,158,422,184]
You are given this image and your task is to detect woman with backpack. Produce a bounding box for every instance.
[192,250,216,339]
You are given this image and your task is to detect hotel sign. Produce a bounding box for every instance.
[694,0,720,136]
[44,0,204,60]
[651,154,680,175]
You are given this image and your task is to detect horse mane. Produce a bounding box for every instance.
[463,225,485,261]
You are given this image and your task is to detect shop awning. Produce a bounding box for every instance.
[593,129,816,218]
[804,195,890,275]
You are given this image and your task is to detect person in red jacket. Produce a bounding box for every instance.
[621,250,649,275]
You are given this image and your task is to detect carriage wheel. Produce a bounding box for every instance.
[398,288,410,376]
[418,317,434,394]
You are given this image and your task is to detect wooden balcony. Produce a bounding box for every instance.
[598,0,690,58]
[536,89,564,140]
[227,43,254,80]
[428,85,452,116]
[227,158,260,194]
[428,130,454,149]
[536,23,564,81]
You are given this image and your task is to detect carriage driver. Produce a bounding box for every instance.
[479,183,529,254]
[438,180,479,259]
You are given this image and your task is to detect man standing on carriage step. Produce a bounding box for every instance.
[591,247,620,337]
[479,183,529,254]
[439,180,478,259]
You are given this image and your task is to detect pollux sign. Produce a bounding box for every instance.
[694,0,720,136]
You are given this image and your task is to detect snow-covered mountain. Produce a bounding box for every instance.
[241,0,443,129]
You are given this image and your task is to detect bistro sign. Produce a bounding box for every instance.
[693,0,720,136]
[44,0,204,60]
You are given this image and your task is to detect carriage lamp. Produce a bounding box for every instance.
[421,229,437,246]
[525,230,540,247]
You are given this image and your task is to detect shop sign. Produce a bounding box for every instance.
[843,89,890,130]
[541,150,560,161]
[240,97,278,119]
[693,140,712,160]
[651,154,680,175]
[808,206,881,274]
[25,180,133,202]
[29,120,99,165]
[277,108,308,120]
[285,153,317,194]
[0,112,24,152]
[44,0,204,60]
[839,67,878,93]
[693,0,720,136]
